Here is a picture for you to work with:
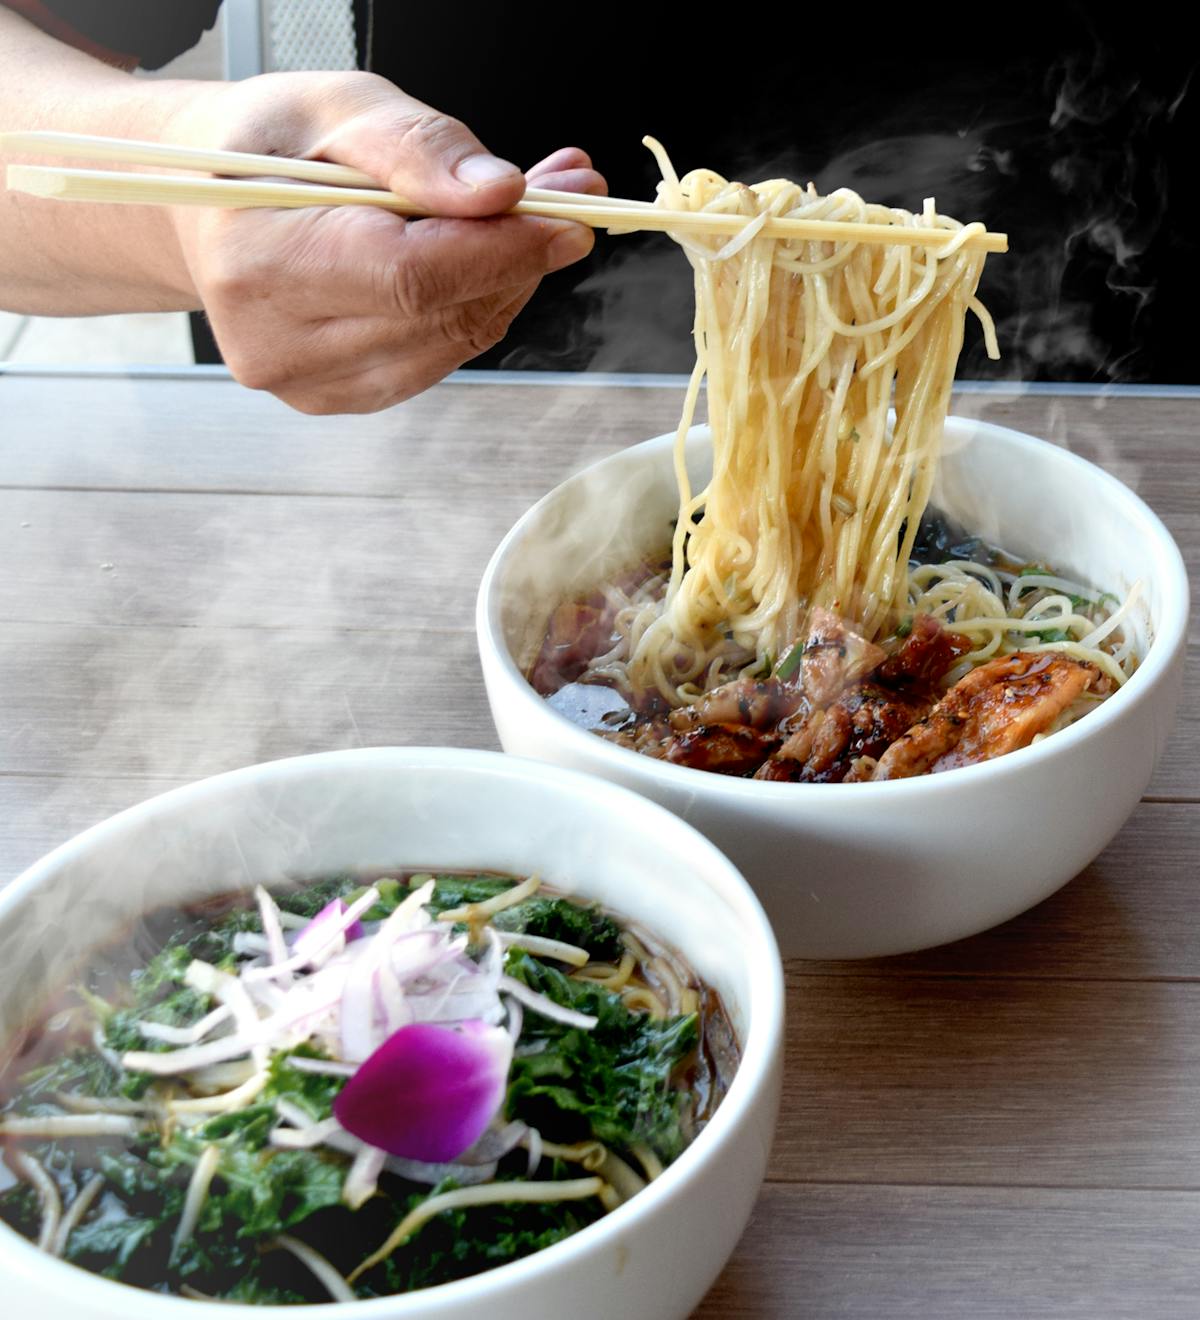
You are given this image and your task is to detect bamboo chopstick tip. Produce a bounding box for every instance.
[4,163,58,197]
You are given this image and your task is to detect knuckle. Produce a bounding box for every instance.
[203,255,261,306]
[447,300,511,356]
[389,251,447,316]
[392,108,471,166]
[228,353,286,394]
[220,333,297,394]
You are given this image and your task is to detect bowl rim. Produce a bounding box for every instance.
[477,415,1190,801]
[0,746,784,1316]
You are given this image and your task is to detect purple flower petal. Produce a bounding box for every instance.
[333,1020,512,1162]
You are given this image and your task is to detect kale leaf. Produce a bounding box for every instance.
[374,1185,601,1295]
[189,1142,347,1239]
[422,875,624,960]
[15,1046,123,1103]
[262,1049,345,1123]
[503,949,698,1161]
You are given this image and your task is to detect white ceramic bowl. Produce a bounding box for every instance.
[0,748,783,1320]
[478,418,1189,959]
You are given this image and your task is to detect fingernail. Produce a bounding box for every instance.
[546,224,594,270]
[454,153,521,188]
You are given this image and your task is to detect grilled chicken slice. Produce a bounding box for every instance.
[664,722,780,776]
[668,675,807,733]
[796,608,887,705]
[876,614,974,687]
[757,685,932,783]
[871,651,1100,780]
[529,597,618,695]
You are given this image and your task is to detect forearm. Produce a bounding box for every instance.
[0,7,206,313]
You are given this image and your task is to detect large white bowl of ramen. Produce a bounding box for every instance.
[477,419,1189,959]
[0,747,783,1318]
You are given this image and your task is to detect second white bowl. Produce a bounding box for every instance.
[0,748,783,1319]
[477,419,1189,959]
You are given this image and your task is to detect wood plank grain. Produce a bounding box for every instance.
[0,376,690,496]
[694,1182,1200,1320]
[1148,657,1199,800]
[0,774,190,879]
[0,623,495,782]
[774,973,1200,1188]
[0,379,1195,517]
[0,490,505,631]
[0,376,1197,1320]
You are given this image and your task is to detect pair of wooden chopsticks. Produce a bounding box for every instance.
[0,130,1009,254]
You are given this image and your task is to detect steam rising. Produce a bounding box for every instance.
[522,32,1189,386]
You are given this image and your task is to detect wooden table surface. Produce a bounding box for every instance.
[0,371,1197,1317]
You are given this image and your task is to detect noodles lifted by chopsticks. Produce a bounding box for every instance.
[621,138,999,706]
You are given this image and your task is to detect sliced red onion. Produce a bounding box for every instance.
[291,899,365,969]
[340,949,382,1064]
[404,983,507,1027]
[333,1020,512,1163]
[255,885,290,979]
[243,887,380,983]
[387,930,456,982]
[339,883,437,1061]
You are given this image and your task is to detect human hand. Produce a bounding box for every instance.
[168,72,605,413]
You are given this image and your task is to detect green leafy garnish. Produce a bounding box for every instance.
[0,872,716,1303]
[422,876,624,960]
[774,643,804,681]
[504,950,698,1161]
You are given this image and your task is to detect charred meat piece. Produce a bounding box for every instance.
[840,685,933,760]
[663,722,780,776]
[795,608,887,705]
[757,684,931,783]
[669,674,807,733]
[529,597,619,695]
[528,561,666,696]
[756,706,851,782]
[871,651,1100,780]
[603,714,676,759]
[876,614,975,687]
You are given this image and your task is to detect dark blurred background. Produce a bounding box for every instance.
[356,1,1197,383]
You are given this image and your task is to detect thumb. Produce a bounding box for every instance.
[312,83,525,218]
